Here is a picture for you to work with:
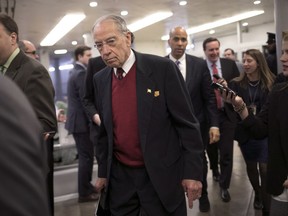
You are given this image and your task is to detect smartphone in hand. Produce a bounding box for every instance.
[211,82,236,97]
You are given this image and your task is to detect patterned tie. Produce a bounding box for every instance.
[175,60,180,68]
[212,63,223,109]
[116,68,124,80]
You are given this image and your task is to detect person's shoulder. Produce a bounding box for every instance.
[220,57,235,65]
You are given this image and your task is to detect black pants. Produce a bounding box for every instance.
[45,138,54,216]
[109,159,187,216]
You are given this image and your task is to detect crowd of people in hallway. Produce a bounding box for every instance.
[1,11,288,216]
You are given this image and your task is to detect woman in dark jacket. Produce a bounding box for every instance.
[229,49,275,216]
[222,35,288,216]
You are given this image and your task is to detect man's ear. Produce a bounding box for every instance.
[10,32,18,45]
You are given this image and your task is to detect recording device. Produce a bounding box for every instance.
[213,74,221,80]
[211,82,236,96]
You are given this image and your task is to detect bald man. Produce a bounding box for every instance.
[18,39,39,59]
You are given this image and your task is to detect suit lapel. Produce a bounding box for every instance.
[101,68,113,138]
[185,55,194,88]
[135,53,155,153]
[5,51,23,80]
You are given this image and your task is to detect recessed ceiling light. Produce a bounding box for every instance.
[121,11,128,16]
[209,29,215,34]
[71,41,78,45]
[54,49,68,55]
[89,2,98,7]
[179,1,187,6]
[242,22,248,26]
[253,1,261,5]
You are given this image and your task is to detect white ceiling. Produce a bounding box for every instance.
[13,0,274,53]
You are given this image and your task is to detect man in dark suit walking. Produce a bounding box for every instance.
[92,15,203,216]
[166,26,220,213]
[203,37,239,202]
[0,14,57,216]
[0,76,50,216]
[65,45,99,202]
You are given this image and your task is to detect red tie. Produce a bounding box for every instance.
[212,64,222,109]
[116,68,124,80]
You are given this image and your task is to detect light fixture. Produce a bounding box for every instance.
[242,22,249,26]
[128,12,173,32]
[89,1,98,7]
[54,49,68,55]
[179,1,187,6]
[71,41,78,45]
[121,10,128,16]
[253,0,261,5]
[209,29,215,34]
[161,10,264,40]
[40,13,86,46]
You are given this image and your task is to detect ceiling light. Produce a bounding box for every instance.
[121,11,128,16]
[89,1,98,7]
[242,22,249,26]
[71,41,78,45]
[253,0,261,5]
[209,29,215,34]
[179,1,187,6]
[127,12,173,32]
[40,13,86,46]
[161,10,264,40]
[59,64,74,71]
[54,49,68,55]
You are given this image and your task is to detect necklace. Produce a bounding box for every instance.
[248,80,260,87]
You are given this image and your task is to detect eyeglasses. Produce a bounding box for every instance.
[25,50,37,55]
[94,37,118,51]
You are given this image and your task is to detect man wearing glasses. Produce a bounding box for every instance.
[18,39,39,60]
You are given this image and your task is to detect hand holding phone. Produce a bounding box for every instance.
[211,82,236,97]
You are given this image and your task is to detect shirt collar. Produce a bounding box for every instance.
[3,48,20,70]
[114,49,136,75]
[169,53,186,63]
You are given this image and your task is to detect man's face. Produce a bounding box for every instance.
[280,40,288,76]
[79,50,92,66]
[223,50,235,61]
[204,41,220,63]
[0,24,16,65]
[24,42,39,60]
[168,27,188,59]
[93,20,131,68]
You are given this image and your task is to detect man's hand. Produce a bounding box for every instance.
[182,179,202,209]
[209,127,220,144]
[93,114,101,126]
[95,177,107,192]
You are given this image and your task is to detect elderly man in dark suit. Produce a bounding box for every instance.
[0,14,57,216]
[166,26,220,213]
[65,45,99,202]
[92,15,203,216]
[203,37,240,202]
[0,75,50,216]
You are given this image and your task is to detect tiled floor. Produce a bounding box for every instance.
[55,144,264,216]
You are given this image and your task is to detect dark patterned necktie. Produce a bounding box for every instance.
[116,68,124,80]
[175,60,180,68]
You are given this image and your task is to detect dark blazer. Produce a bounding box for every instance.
[166,54,219,144]
[5,50,57,132]
[94,51,203,212]
[0,76,49,216]
[219,58,240,122]
[241,83,288,196]
[65,63,90,133]
[82,56,107,120]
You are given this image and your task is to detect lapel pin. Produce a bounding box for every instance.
[147,89,152,93]
[154,91,160,97]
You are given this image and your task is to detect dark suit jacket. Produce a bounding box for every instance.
[82,56,107,120]
[65,63,90,133]
[0,76,49,216]
[241,83,288,196]
[167,54,219,144]
[93,51,203,212]
[219,58,240,122]
[5,50,57,132]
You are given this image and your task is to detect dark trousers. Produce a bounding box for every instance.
[73,132,95,196]
[206,111,236,189]
[45,138,54,216]
[109,159,187,216]
[200,122,209,196]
